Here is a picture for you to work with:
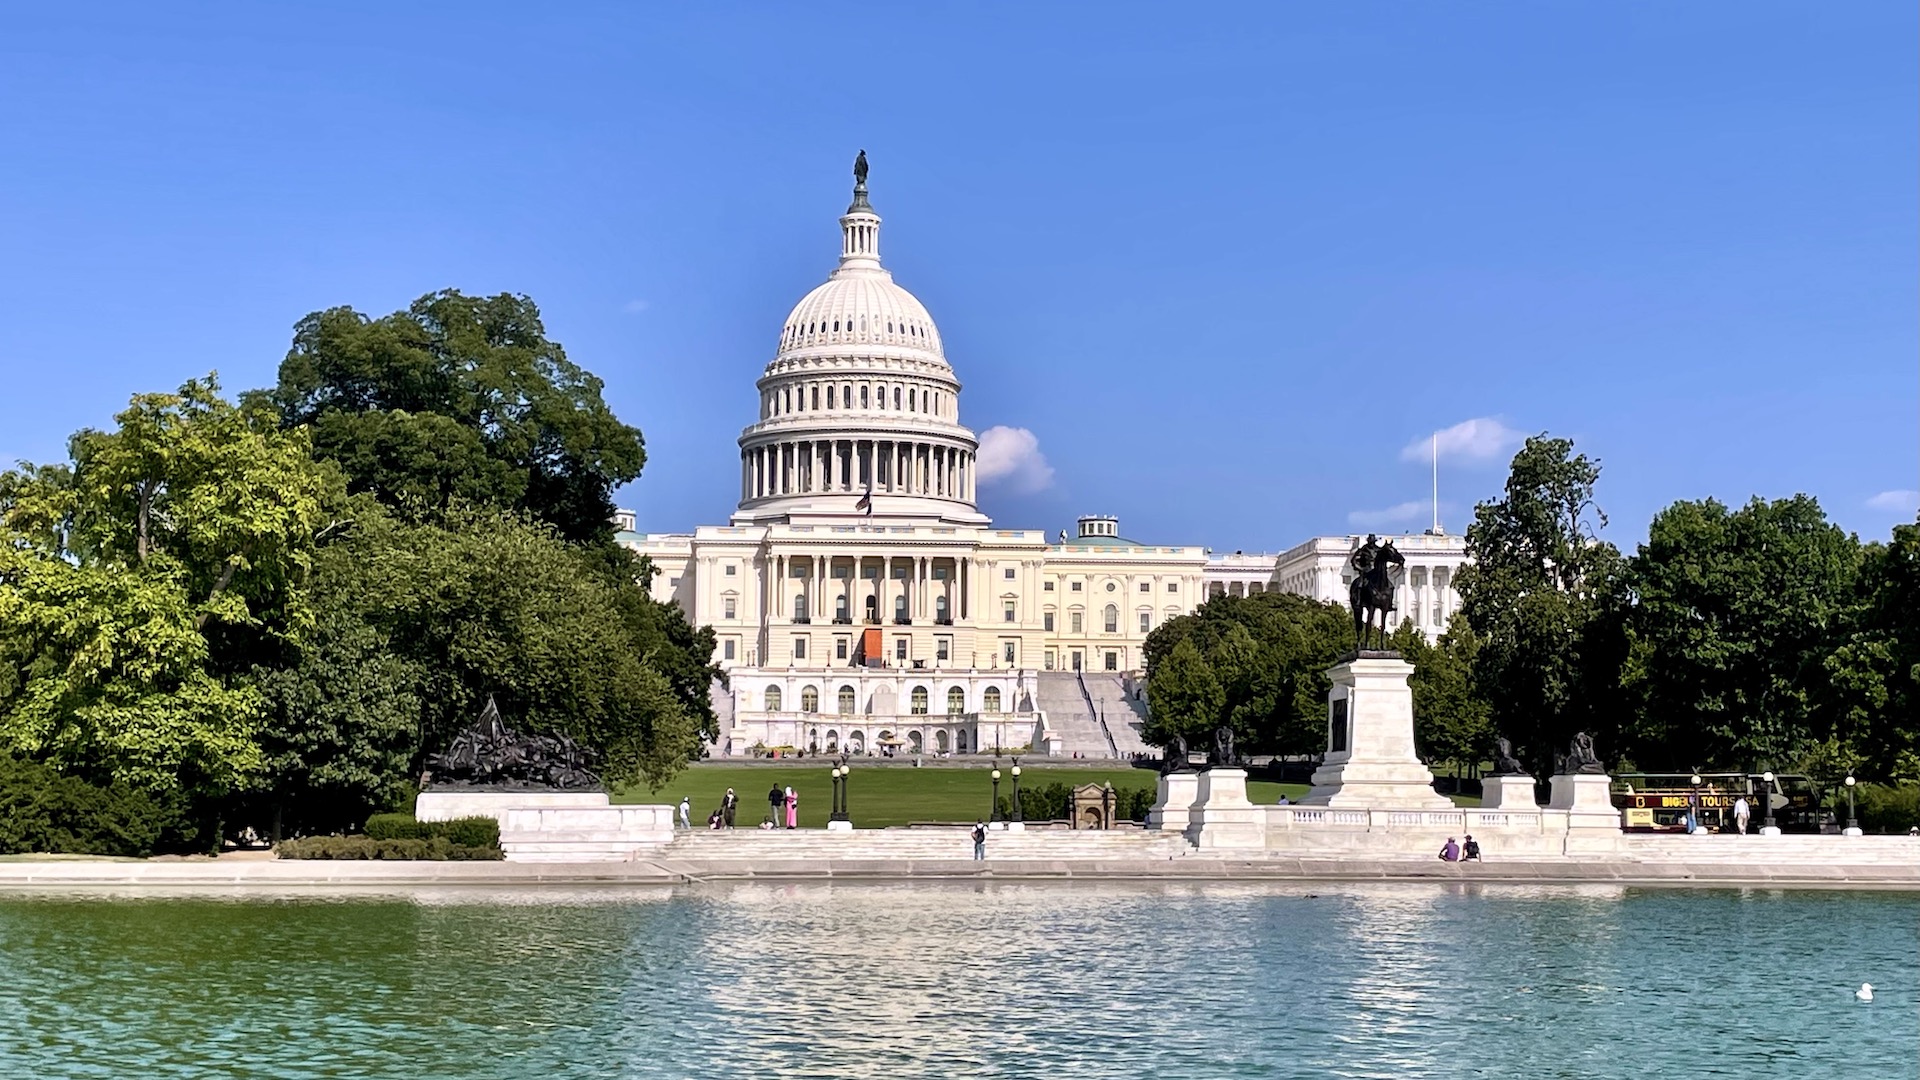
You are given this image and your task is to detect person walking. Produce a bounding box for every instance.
[1733,795,1750,835]
[971,820,987,860]
[677,796,691,831]
[722,788,738,829]
[768,783,785,828]
[784,785,798,829]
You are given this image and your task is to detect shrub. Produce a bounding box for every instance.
[274,835,503,860]
[0,757,168,857]
[362,813,499,848]
[1855,782,1920,834]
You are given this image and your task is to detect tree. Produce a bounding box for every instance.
[1822,519,1920,780]
[1626,495,1859,772]
[1143,637,1223,747]
[0,377,330,818]
[261,291,646,544]
[1403,623,1493,775]
[1455,435,1627,777]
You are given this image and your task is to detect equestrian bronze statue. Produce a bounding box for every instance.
[1348,534,1405,651]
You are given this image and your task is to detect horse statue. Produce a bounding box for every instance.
[1347,534,1405,651]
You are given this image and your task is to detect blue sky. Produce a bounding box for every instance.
[1,3,1913,552]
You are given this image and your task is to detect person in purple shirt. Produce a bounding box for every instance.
[1438,837,1461,862]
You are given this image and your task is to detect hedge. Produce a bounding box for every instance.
[364,813,500,848]
[1854,783,1920,834]
[274,836,504,860]
[0,756,170,857]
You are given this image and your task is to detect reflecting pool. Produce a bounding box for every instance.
[0,883,1911,1078]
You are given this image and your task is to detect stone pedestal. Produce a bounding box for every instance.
[1301,657,1453,810]
[1186,768,1265,850]
[1480,774,1540,810]
[1002,821,1027,833]
[1147,771,1199,832]
[1842,826,1864,837]
[1759,825,1782,837]
[1547,772,1623,852]
[826,819,854,832]
[416,789,609,825]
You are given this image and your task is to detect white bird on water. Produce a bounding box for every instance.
[1856,983,1874,1002]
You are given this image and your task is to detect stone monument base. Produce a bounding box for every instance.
[416,788,610,824]
[1300,657,1452,811]
[1147,771,1199,832]
[1480,774,1540,810]
[826,819,854,832]
[1186,768,1265,850]
[415,789,674,862]
[1547,772,1621,853]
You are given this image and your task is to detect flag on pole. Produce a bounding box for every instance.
[853,482,872,517]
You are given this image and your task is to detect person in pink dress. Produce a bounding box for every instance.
[784,785,798,829]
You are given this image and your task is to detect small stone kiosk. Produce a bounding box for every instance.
[415,696,674,861]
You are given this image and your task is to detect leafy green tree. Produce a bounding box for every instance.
[1626,495,1859,772]
[261,291,646,544]
[1143,637,1224,747]
[1456,435,1628,777]
[1822,519,1920,780]
[1402,622,1493,776]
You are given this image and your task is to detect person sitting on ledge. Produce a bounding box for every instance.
[1438,837,1461,862]
[1462,835,1481,861]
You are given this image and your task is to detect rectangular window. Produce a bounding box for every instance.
[1003,567,1015,580]
[725,564,737,576]
[892,565,910,579]
[1167,583,1179,593]
[724,598,736,619]
[790,563,809,578]
[1003,601,1016,623]
[793,637,808,659]
[1070,612,1083,634]
[1044,612,1055,631]
[937,637,951,660]
[933,567,948,580]
[1139,582,1151,592]
[669,577,681,587]
[836,637,849,660]
[1139,612,1151,633]
[1045,649,1056,670]
[895,638,909,660]
[1071,581,1083,592]
[1043,581,1054,592]
[723,640,736,660]
[1104,652,1118,671]
[861,566,879,580]
[832,564,852,579]
[1003,641,1016,665]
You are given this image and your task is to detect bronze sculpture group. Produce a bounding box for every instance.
[424,695,601,790]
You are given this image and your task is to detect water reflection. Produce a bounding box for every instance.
[0,883,1909,1079]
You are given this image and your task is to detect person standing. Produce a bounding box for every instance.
[678,796,691,831]
[971,820,987,860]
[722,788,738,829]
[784,785,798,829]
[1733,796,1750,835]
[768,783,785,827]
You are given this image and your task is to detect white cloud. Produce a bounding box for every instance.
[976,426,1055,494]
[622,299,651,314]
[1866,489,1920,514]
[1347,501,1429,528]
[1401,417,1526,465]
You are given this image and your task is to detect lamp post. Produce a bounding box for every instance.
[1009,759,1024,832]
[826,761,853,831]
[990,767,1002,826]
[1760,770,1779,836]
[830,766,843,820]
[1689,772,1703,835]
[1843,775,1860,836]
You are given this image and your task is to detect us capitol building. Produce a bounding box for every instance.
[620,164,1466,759]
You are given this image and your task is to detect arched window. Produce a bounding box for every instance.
[1104,605,1118,633]
[801,686,819,713]
[794,595,808,622]
[893,387,902,410]
[766,686,783,712]
[947,687,965,714]
[861,385,869,408]
[835,595,849,621]
[910,686,929,715]
[811,386,819,410]
[828,386,836,409]
[894,595,908,622]
[837,686,856,714]
[935,595,949,623]
[826,729,839,751]
[983,687,1002,713]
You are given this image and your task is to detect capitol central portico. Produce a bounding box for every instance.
[623,159,1469,757]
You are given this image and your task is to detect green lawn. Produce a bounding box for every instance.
[618,763,1160,828]
[618,766,1476,827]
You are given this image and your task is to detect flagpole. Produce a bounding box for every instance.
[1431,430,1439,533]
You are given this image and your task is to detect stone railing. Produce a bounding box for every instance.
[1268,806,1554,832]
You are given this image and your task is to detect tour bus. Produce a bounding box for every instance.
[1611,772,1822,833]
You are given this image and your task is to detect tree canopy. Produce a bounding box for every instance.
[261,290,646,544]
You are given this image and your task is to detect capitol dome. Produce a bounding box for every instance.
[733,157,985,527]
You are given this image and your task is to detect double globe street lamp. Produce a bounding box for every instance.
[989,766,1002,825]
[1843,775,1861,837]
[1760,770,1779,836]
[828,760,853,830]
